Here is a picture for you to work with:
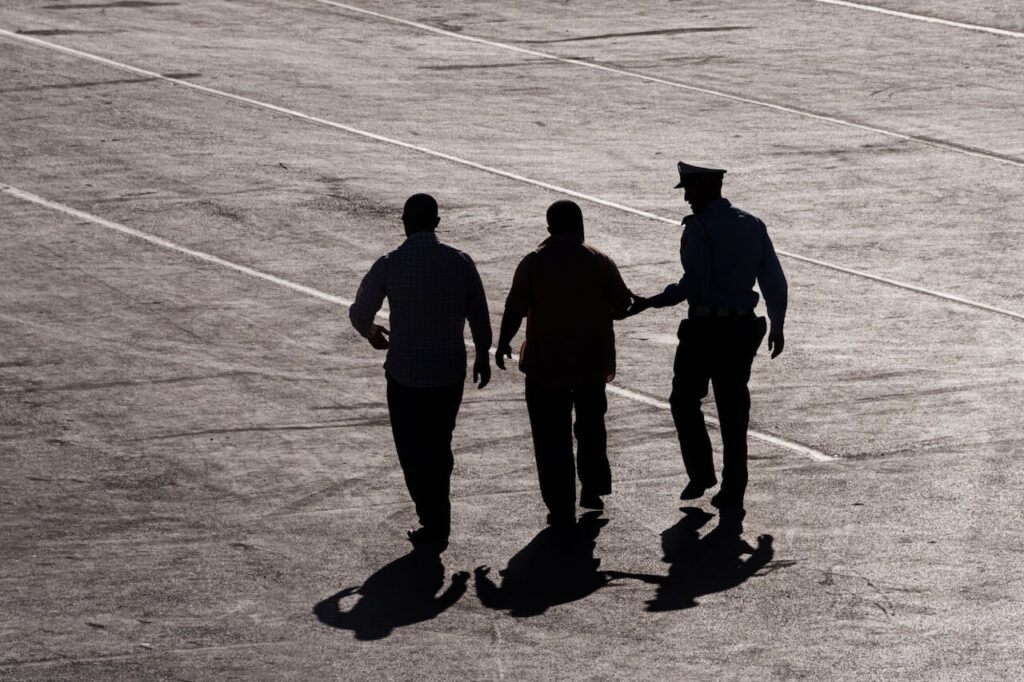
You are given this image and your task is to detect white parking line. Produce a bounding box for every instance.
[1,183,354,308]
[0,182,834,462]
[604,384,834,462]
[2,29,1022,325]
[808,0,1024,39]
[310,0,1024,169]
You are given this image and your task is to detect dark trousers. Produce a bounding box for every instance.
[386,375,464,538]
[524,378,611,518]
[669,316,767,511]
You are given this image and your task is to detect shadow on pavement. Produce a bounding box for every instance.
[313,546,468,640]
[474,511,612,616]
[608,507,785,611]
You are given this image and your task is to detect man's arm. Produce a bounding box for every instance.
[349,257,390,349]
[464,255,493,388]
[756,228,788,358]
[607,256,633,320]
[496,254,532,370]
[644,281,689,310]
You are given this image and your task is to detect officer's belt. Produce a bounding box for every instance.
[688,306,755,318]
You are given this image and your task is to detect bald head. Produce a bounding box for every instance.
[546,200,584,237]
[402,193,440,235]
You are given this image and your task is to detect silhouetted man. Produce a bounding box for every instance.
[629,163,787,532]
[350,193,492,550]
[496,200,632,525]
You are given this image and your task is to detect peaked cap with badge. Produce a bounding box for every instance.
[674,161,727,188]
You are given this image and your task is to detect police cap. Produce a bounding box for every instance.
[674,161,726,188]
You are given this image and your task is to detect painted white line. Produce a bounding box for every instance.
[495,350,833,460]
[310,0,1024,169]
[1,183,354,308]
[0,182,833,462]
[1,30,1022,323]
[808,0,1024,39]
[0,28,669,226]
[605,384,835,462]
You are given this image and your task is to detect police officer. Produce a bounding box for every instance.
[628,162,787,532]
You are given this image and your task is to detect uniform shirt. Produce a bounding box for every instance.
[503,234,632,386]
[349,231,492,388]
[647,198,788,334]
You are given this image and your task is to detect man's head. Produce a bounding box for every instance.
[402,193,440,236]
[674,162,725,215]
[546,200,584,238]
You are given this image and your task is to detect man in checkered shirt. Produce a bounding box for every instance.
[350,194,492,551]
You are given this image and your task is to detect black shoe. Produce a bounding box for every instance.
[580,490,604,510]
[546,512,575,527]
[680,479,716,500]
[406,527,448,550]
[715,507,746,536]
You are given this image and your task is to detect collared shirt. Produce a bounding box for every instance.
[648,198,788,334]
[503,234,632,386]
[349,232,492,388]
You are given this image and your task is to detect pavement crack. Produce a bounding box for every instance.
[517,25,752,43]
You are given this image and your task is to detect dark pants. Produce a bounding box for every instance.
[524,378,611,518]
[669,316,767,512]
[386,375,464,538]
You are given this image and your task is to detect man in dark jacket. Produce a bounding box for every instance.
[496,200,632,525]
[629,162,787,533]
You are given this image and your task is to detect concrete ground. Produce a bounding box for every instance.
[1,0,1022,679]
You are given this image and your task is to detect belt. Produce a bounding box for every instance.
[689,306,755,318]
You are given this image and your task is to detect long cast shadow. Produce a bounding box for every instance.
[313,547,468,640]
[608,507,784,610]
[474,511,612,617]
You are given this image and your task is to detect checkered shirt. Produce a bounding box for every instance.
[350,232,492,388]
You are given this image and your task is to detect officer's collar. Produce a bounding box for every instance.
[700,197,731,214]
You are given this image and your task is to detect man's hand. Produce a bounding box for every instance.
[473,354,490,389]
[495,342,513,371]
[625,294,651,318]
[367,324,389,350]
[768,331,785,359]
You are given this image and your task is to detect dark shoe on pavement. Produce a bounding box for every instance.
[711,491,741,510]
[715,508,746,537]
[406,527,449,551]
[680,479,716,500]
[579,490,604,510]
[546,512,575,527]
